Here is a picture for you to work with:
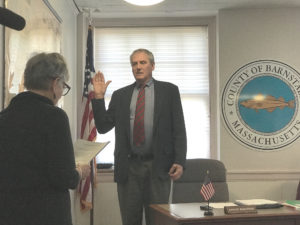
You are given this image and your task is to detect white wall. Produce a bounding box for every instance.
[94,180,122,225]
[47,0,79,140]
[218,8,300,201]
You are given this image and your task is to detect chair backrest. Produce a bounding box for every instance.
[172,158,229,203]
[296,181,300,200]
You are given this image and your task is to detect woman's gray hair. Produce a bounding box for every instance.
[130,48,155,65]
[24,52,69,91]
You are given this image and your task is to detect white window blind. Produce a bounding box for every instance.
[94,26,210,163]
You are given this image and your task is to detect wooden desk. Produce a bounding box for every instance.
[150,203,300,225]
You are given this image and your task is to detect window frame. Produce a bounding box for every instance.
[92,16,218,160]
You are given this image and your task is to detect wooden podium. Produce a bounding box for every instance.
[150,203,300,225]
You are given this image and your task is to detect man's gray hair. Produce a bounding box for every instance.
[24,52,69,91]
[130,48,155,65]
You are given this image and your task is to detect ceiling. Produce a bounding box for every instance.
[73,0,300,18]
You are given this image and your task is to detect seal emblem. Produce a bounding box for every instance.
[222,60,300,150]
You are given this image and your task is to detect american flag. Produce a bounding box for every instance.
[79,25,97,211]
[200,171,215,201]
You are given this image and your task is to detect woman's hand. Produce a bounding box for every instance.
[76,164,91,180]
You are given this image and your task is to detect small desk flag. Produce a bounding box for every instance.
[200,171,215,201]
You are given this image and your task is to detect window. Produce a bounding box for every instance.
[4,0,61,107]
[94,26,210,164]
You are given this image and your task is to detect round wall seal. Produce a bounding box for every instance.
[222,60,300,150]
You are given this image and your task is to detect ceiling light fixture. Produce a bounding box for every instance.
[123,0,165,6]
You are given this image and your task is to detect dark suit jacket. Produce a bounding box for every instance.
[92,79,187,183]
[0,91,79,225]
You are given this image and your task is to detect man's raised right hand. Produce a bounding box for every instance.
[92,71,111,99]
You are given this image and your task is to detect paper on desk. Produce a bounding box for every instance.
[74,139,110,164]
[209,202,237,208]
[235,199,279,206]
[282,200,300,210]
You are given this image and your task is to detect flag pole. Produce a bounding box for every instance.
[79,22,96,225]
[204,199,213,216]
[90,160,94,225]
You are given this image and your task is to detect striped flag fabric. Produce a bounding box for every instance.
[200,171,215,201]
[79,24,97,211]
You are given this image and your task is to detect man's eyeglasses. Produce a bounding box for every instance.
[63,82,71,96]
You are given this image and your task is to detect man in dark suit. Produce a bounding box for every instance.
[92,48,187,225]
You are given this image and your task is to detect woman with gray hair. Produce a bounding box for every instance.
[0,52,90,225]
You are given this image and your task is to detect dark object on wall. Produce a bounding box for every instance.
[97,163,113,169]
[0,7,26,30]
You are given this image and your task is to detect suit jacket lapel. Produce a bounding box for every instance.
[153,80,163,134]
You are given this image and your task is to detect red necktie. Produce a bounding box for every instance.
[133,85,145,146]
